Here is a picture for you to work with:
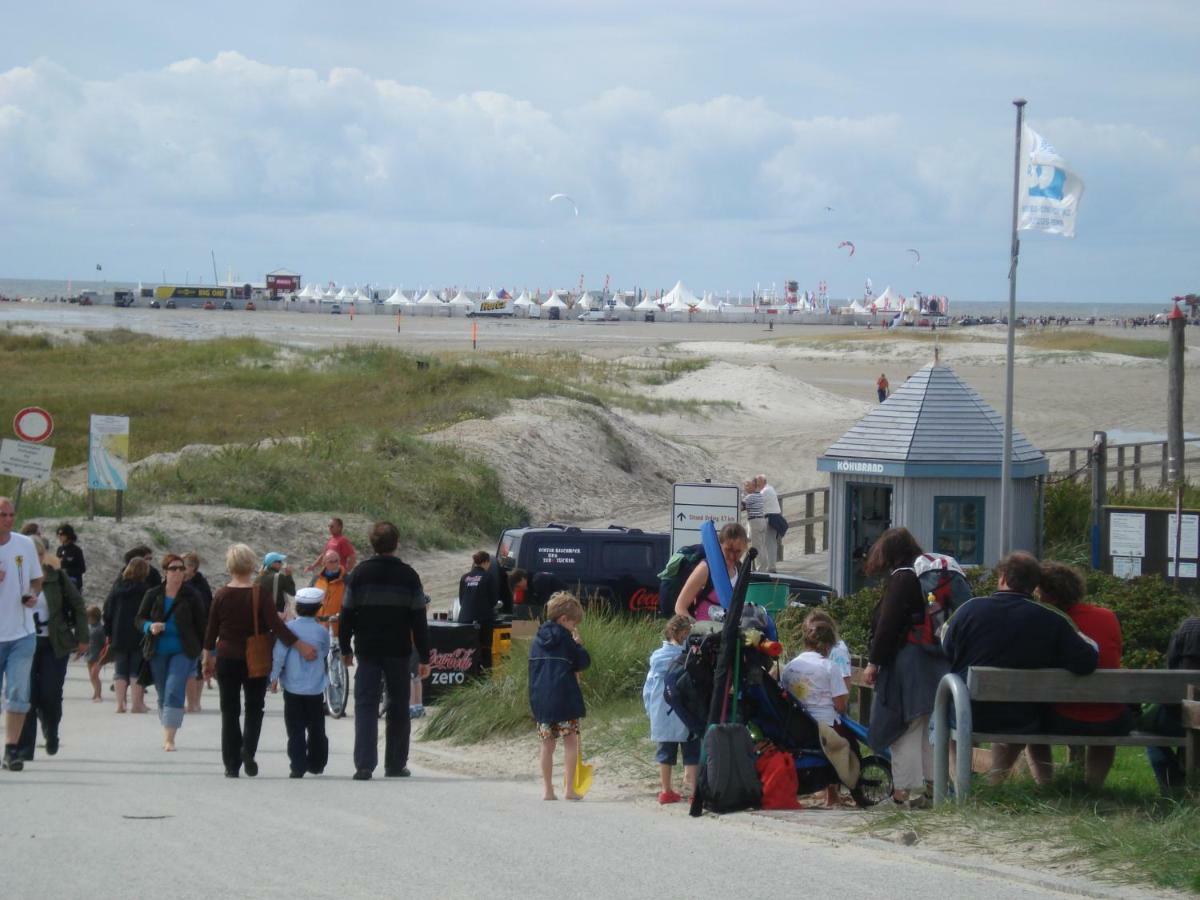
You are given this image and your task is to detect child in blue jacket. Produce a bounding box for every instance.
[528,591,590,800]
[270,587,331,778]
[643,615,697,804]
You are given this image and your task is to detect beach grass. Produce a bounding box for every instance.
[1021,330,1168,359]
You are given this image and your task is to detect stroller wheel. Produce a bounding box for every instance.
[850,755,893,808]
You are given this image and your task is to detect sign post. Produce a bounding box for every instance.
[88,415,130,522]
[671,481,741,553]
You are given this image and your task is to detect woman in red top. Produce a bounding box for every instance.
[1026,562,1132,787]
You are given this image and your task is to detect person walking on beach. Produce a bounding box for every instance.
[756,475,784,574]
[306,517,357,575]
[876,373,890,403]
[742,479,768,572]
[458,550,499,670]
[182,551,213,712]
[55,524,86,591]
[0,497,44,771]
[270,587,330,778]
[104,557,152,714]
[340,522,431,780]
[258,552,297,617]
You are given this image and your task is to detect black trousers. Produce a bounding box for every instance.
[283,691,329,775]
[353,654,410,773]
[16,638,70,759]
[216,657,268,774]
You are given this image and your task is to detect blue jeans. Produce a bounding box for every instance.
[0,634,37,713]
[150,652,195,729]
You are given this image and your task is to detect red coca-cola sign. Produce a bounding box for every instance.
[429,647,476,672]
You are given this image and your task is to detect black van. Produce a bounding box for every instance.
[496,524,668,615]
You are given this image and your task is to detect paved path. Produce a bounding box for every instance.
[1,665,1155,899]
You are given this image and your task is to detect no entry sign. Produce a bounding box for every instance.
[13,407,53,443]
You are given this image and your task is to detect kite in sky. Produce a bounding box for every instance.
[837,240,855,257]
[549,193,579,216]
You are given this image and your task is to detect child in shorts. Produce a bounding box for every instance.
[643,614,697,804]
[528,591,590,800]
[782,613,849,807]
[85,606,105,701]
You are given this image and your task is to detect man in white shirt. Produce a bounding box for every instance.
[0,497,44,771]
[755,475,782,573]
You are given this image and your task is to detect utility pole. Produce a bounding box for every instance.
[1167,301,1186,586]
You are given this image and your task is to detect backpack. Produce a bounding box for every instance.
[700,724,762,813]
[656,544,709,618]
[662,630,721,738]
[900,552,972,646]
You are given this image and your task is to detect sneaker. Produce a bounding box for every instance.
[385,767,411,778]
[409,705,424,719]
[2,746,23,772]
[224,770,239,778]
[353,769,373,781]
[45,736,59,756]
[658,790,682,804]
[241,751,259,778]
[289,771,305,779]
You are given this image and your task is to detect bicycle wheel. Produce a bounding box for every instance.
[849,755,894,808]
[325,652,348,718]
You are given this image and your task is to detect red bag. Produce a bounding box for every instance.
[755,748,801,810]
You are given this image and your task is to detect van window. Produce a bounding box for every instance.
[601,541,655,573]
[497,531,522,568]
[532,541,587,573]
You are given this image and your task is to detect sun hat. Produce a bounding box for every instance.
[263,552,287,569]
[295,587,325,606]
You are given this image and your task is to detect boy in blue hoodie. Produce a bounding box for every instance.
[528,591,590,800]
[270,587,331,778]
[643,615,697,804]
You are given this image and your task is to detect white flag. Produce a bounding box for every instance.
[1017,124,1084,237]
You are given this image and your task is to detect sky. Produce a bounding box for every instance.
[1,0,1197,303]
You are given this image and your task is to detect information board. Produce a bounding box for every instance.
[1103,506,1199,591]
[671,482,740,553]
[88,415,130,490]
[0,439,55,482]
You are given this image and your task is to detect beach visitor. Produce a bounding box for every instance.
[674,523,748,620]
[782,613,849,807]
[55,523,87,591]
[340,521,431,780]
[1145,615,1200,791]
[182,551,214,712]
[14,535,87,761]
[862,527,948,808]
[270,587,330,778]
[258,552,297,616]
[20,522,42,538]
[311,550,347,637]
[876,373,889,403]
[756,475,784,574]
[125,545,162,587]
[742,478,768,572]
[306,517,357,574]
[508,568,529,607]
[1023,562,1131,787]
[0,497,44,772]
[941,552,1098,785]
[643,614,697,804]
[103,557,152,714]
[805,608,853,694]
[458,550,499,669]
[135,554,208,753]
[85,606,105,701]
[529,591,590,801]
[204,543,316,778]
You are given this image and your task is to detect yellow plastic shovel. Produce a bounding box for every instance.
[573,744,594,798]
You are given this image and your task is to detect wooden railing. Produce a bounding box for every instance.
[1043,436,1200,491]
[780,486,830,555]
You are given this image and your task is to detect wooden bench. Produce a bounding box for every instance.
[932,667,1200,805]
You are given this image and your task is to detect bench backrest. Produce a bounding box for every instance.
[966,667,1200,704]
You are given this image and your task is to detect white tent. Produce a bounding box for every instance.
[662,280,700,313]
[296,283,318,300]
[383,289,411,307]
[541,292,569,319]
[512,290,533,318]
[335,286,353,301]
[871,286,901,312]
[448,291,475,317]
[697,292,720,311]
[484,289,500,302]
[633,294,659,312]
[352,287,371,304]
[414,289,448,317]
[840,299,869,315]
[575,291,597,311]
[321,286,338,302]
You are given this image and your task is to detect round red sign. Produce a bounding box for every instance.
[13,407,53,443]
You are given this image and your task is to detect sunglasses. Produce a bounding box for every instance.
[166,565,186,572]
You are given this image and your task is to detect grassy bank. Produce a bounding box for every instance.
[1022,330,1168,359]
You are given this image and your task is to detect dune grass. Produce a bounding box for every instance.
[1021,330,1168,359]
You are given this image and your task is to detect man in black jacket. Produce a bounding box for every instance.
[941,551,1098,782]
[341,522,431,780]
[458,551,498,670]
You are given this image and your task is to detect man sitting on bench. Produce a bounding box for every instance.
[941,552,1099,784]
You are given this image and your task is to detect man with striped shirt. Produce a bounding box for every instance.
[742,479,768,571]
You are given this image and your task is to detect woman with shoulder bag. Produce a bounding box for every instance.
[15,536,88,761]
[862,527,949,809]
[135,553,208,752]
[203,543,315,778]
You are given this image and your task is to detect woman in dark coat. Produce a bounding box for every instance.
[104,557,152,714]
[862,527,948,807]
[55,523,87,590]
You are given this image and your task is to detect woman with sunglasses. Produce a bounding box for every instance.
[135,554,208,751]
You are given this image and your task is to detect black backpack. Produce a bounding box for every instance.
[657,544,709,618]
[699,724,762,813]
[663,631,720,738]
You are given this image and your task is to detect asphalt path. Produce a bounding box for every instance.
[1,665,1155,900]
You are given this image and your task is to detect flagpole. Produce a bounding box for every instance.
[1000,98,1026,558]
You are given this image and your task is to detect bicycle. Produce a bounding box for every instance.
[317,614,349,718]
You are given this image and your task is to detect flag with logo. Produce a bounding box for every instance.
[1017,125,1084,237]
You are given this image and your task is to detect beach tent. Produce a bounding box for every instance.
[840,299,869,315]
[576,291,597,312]
[415,289,448,317]
[352,287,371,304]
[383,289,411,307]
[335,286,353,301]
[484,289,500,302]
[541,292,569,320]
[513,290,534,318]
[871,286,901,312]
[448,290,475,317]
[662,280,700,311]
[321,286,338,302]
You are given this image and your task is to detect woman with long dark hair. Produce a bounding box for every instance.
[862,527,948,808]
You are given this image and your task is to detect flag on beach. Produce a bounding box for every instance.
[889,311,903,330]
[1018,125,1084,238]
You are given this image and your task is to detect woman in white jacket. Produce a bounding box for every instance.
[643,615,697,804]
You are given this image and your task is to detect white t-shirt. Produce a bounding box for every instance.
[781,650,848,727]
[760,484,781,516]
[829,640,852,681]
[33,590,49,636]
[0,533,44,642]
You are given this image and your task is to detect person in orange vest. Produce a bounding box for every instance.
[876,373,890,403]
[311,550,347,637]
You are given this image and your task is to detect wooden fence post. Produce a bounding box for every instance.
[1133,445,1142,491]
[1068,449,1078,479]
[1116,446,1126,494]
[804,491,815,555]
[1162,443,1170,486]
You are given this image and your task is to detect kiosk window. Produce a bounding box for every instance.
[934,496,984,564]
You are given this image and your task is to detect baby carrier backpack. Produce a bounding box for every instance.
[901,552,972,646]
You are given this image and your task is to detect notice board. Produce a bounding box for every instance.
[1103,505,1199,592]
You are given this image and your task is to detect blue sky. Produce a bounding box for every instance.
[2,1,1197,302]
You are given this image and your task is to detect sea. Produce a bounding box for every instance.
[0,277,1175,320]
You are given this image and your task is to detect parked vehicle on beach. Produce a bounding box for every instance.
[165,299,176,309]
[149,300,161,309]
[244,301,256,311]
[329,304,342,315]
[203,300,216,310]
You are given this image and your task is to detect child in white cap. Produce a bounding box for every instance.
[270,587,331,777]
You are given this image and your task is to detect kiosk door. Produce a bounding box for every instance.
[846,483,893,594]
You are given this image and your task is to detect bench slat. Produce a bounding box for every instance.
[965,667,1200,703]
[950,730,1187,748]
